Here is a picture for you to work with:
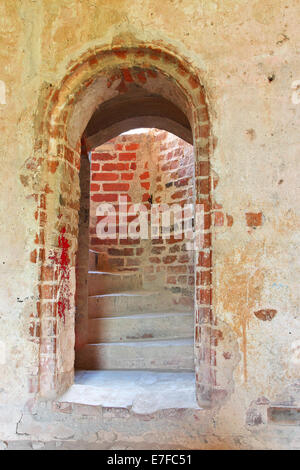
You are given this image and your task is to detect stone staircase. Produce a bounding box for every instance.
[75,251,194,371]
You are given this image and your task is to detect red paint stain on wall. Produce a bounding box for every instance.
[49,227,70,321]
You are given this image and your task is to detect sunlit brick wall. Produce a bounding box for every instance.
[89,129,194,296]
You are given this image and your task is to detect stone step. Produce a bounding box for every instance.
[75,338,194,371]
[60,371,199,413]
[88,312,194,343]
[88,271,142,296]
[88,291,193,318]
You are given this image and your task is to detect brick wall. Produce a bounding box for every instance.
[89,129,194,296]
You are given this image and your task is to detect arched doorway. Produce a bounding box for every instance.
[75,127,195,376]
[31,43,214,407]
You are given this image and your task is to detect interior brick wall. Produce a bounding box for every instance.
[89,128,195,296]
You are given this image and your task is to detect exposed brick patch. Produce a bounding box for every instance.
[254,309,277,321]
[103,183,130,191]
[226,214,234,226]
[92,172,118,181]
[119,152,136,161]
[93,152,117,161]
[246,212,263,227]
[125,143,139,151]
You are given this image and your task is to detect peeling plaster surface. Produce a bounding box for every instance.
[0,0,299,449]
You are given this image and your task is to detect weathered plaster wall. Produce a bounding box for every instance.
[0,0,299,448]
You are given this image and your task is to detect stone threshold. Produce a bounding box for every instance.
[57,370,200,415]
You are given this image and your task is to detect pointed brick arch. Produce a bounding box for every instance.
[29,42,217,407]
